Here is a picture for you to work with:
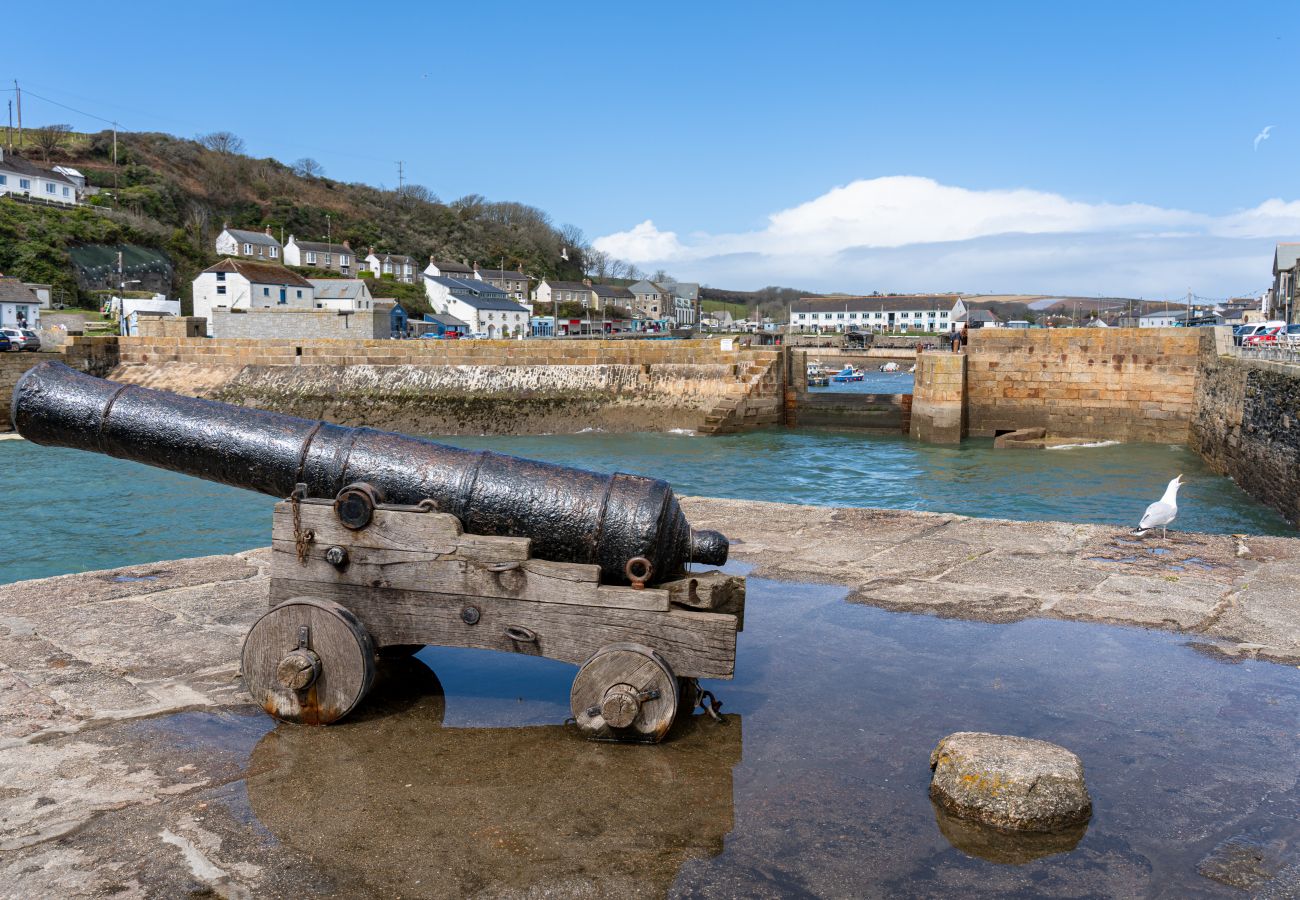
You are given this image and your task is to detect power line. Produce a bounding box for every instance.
[18,87,118,126]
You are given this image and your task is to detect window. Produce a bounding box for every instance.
[216,285,227,295]
[19,178,31,190]
[0,175,6,185]
[269,247,278,258]
[324,254,331,266]
[340,255,350,266]
[63,186,70,197]
[243,243,253,255]
[306,252,317,265]
[263,287,270,296]
[216,272,226,281]
[296,290,303,298]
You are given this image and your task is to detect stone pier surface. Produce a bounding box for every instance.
[1,501,1299,895]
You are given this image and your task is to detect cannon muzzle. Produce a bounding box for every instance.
[12,362,728,584]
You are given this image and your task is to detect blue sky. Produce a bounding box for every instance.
[3,1,1295,296]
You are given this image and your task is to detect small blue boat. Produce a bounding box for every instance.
[831,366,863,382]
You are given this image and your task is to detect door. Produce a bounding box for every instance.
[279,288,287,305]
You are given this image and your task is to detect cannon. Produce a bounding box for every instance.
[12,362,744,741]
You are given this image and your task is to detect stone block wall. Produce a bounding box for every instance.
[211,306,393,340]
[137,316,207,338]
[1,340,121,431]
[964,328,1201,443]
[910,351,966,443]
[1191,347,1300,525]
[105,337,781,436]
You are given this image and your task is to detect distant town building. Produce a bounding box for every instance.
[534,279,597,310]
[308,278,374,311]
[790,295,964,333]
[424,258,477,281]
[0,150,78,206]
[364,249,418,283]
[216,225,282,262]
[590,283,635,314]
[424,276,529,338]
[627,280,670,318]
[1271,243,1300,322]
[1137,310,1185,328]
[415,312,471,339]
[192,259,315,335]
[285,237,354,275]
[477,267,530,302]
[0,276,44,328]
[956,309,1001,329]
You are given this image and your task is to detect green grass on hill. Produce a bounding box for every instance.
[701,299,750,320]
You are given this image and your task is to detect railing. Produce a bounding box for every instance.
[1229,338,1300,366]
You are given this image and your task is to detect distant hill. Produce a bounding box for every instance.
[0,128,591,310]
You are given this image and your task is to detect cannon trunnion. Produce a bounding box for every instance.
[244,488,744,742]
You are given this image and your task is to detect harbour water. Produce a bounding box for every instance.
[1,429,1291,584]
[126,576,1300,896]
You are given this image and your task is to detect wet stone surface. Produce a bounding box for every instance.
[0,505,1298,896]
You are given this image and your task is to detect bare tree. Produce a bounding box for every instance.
[396,183,438,205]
[33,123,71,162]
[198,131,246,155]
[292,157,324,178]
[184,202,211,244]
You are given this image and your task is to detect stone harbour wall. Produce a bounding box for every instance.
[964,327,1203,443]
[97,337,781,436]
[1,341,120,432]
[1192,349,1300,526]
[910,351,966,443]
[210,306,394,341]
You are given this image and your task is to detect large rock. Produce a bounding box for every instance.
[929,732,1092,832]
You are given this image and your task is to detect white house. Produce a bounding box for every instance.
[0,277,43,328]
[284,237,354,275]
[1138,310,1184,328]
[216,225,282,262]
[534,279,595,310]
[424,258,478,281]
[308,278,374,311]
[192,259,315,335]
[424,275,529,338]
[363,249,418,283]
[789,295,965,333]
[0,149,78,206]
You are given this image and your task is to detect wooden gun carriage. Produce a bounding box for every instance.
[243,487,744,742]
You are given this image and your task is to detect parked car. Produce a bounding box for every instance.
[0,332,10,352]
[0,328,35,351]
[20,329,40,351]
[1244,325,1286,347]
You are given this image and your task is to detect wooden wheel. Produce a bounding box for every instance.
[571,643,680,743]
[242,598,376,726]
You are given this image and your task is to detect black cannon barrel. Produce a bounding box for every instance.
[11,362,728,584]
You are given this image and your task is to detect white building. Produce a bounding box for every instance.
[424,258,477,281]
[106,294,182,335]
[534,279,595,310]
[216,225,282,262]
[0,149,78,205]
[0,277,43,328]
[1138,310,1184,328]
[424,276,529,338]
[789,295,965,333]
[308,278,374,311]
[284,237,354,275]
[192,259,315,335]
[363,249,418,283]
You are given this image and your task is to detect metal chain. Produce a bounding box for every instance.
[685,677,724,722]
[290,486,314,565]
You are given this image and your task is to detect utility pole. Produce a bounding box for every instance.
[397,160,404,192]
[14,80,21,148]
[112,121,118,191]
[5,99,10,150]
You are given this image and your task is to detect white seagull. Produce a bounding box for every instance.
[1137,475,1183,538]
[1254,125,1274,151]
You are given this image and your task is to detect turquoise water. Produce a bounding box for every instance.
[810,370,915,393]
[1,429,1290,583]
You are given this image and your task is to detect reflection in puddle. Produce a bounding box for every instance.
[932,802,1087,865]
[154,576,1300,897]
[245,656,742,897]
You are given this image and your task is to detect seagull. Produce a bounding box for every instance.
[1137,475,1183,538]
[1254,125,1274,151]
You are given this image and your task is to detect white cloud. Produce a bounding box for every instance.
[592,176,1300,296]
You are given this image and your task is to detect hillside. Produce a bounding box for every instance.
[0,128,592,311]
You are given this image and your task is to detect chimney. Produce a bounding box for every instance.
[265,226,273,236]
[342,240,351,250]
[472,262,479,272]
[462,258,469,267]
[583,278,592,286]
[369,246,376,255]
[429,254,436,265]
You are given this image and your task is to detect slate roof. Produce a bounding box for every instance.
[423,312,470,328]
[959,309,1000,323]
[308,279,369,300]
[792,295,959,313]
[0,154,75,185]
[0,276,41,304]
[203,258,313,287]
[591,284,635,300]
[224,228,281,247]
[370,251,416,266]
[1274,243,1300,274]
[543,280,592,292]
[292,239,352,255]
[453,294,530,312]
[478,268,526,280]
[431,260,474,275]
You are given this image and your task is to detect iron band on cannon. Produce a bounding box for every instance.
[13,361,744,742]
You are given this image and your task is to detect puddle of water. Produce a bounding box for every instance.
[131,577,1300,897]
